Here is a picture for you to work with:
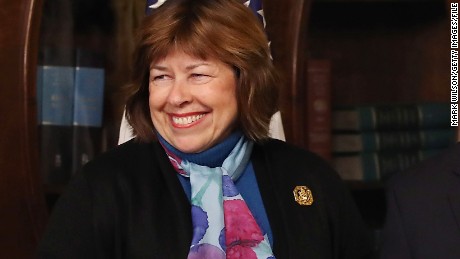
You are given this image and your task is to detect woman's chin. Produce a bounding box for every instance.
[172,140,209,154]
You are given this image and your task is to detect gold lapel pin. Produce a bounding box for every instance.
[293,186,314,206]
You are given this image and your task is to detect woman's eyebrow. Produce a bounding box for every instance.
[150,65,168,71]
[150,62,212,71]
[185,62,211,71]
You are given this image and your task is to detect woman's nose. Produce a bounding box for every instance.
[167,79,192,107]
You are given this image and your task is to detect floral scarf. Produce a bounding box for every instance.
[159,134,275,259]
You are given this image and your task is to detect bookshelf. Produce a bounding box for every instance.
[35,0,113,209]
[0,0,127,256]
[308,0,450,106]
[306,0,453,245]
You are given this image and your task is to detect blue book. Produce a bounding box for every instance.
[332,128,457,153]
[71,49,105,174]
[73,67,104,127]
[333,149,442,181]
[41,66,74,126]
[37,47,75,185]
[332,103,451,131]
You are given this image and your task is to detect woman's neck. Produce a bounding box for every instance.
[157,131,243,167]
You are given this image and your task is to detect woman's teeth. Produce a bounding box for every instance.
[172,114,205,125]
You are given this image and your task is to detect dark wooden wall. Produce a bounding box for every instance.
[308,1,450,106]
[0,0,48,257]
[263,0,311,148]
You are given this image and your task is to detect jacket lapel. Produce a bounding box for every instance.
[251,142,290,258]
[152,142,192,256]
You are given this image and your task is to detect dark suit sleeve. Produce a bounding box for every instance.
[37,171,100,258]
[380,182,412,259]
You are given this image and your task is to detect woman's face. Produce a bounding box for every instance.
[149,51,238,153]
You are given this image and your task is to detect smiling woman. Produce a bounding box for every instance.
[37,0,373,258]
[148,51,239,153]
[126,0,278,144]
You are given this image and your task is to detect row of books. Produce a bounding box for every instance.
[330,103,455,181]
[303,58,456,182]
[37,47,105,185]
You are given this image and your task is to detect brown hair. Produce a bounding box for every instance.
[125,0,279,142]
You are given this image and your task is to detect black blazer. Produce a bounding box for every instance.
[381,143,460,259]
[38,139,372,258]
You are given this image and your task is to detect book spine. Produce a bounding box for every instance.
[364,103,451,130]
[71,49,105,175]
[39,65,74,185]
[332,128,457,152]
[305,59,332,161]
[333,103,451,131]
[417,103,452,128]
[333,149,442,181]
[370,149,441,180]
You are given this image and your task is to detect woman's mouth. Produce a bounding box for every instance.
[171,113,206,127]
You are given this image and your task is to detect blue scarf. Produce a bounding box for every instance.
[158,133,275,259]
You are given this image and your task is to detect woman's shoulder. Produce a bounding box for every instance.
[258,138,319,158]
[254,138,344,187]
[88,139,153,164]
[79,139,158,181]
[256,138,335,171]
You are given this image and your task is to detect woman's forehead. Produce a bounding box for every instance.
[150,48,213,66]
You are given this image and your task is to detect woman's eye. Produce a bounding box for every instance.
[191,73,206,78]
[190,73,212,84]
[153,75,169,81]
[150,74,172,86]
